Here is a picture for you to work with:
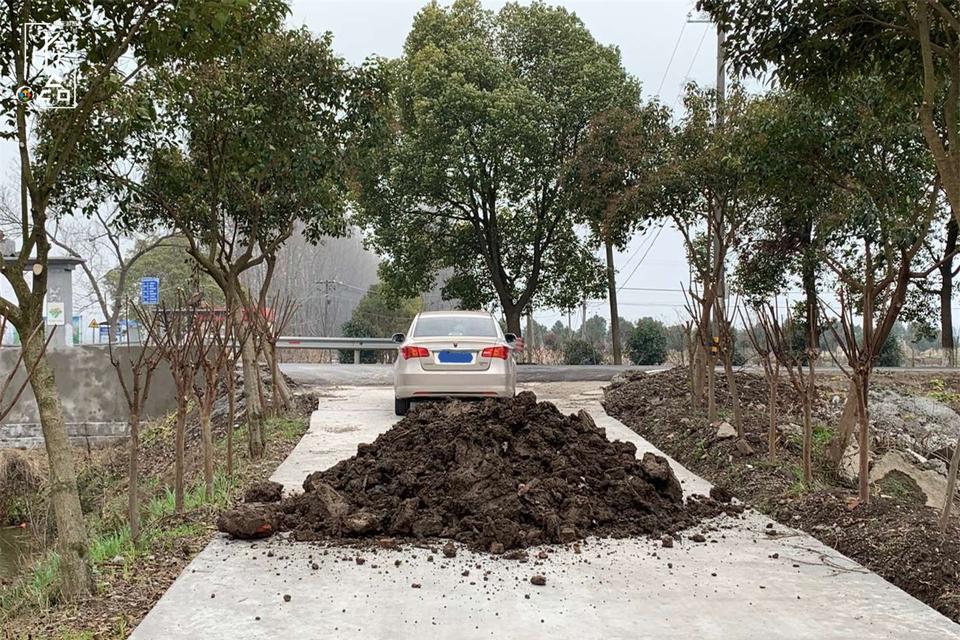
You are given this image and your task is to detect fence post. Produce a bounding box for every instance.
[353,349,360,364]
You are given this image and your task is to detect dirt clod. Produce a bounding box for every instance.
[661,534,674,548]
[530,575,546,586]
[219,392,730,550]
[215,504,277,540]
[244,480,284,503]
[442,542,457,558]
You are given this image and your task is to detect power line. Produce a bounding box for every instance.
[672,25,709,112]
[617,223,666,292]
[656,17,688,96]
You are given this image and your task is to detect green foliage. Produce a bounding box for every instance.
[103,236,223,311]
[875,334,903,367]
[565,103,671,248]
[582,315,608,349]
[339,319,379,364]
[627,317,668,365]
[348,284,420,338]
[353,0,636,327]
[563,338,602,365]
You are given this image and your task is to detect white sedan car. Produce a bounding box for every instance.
[392,311,518,415]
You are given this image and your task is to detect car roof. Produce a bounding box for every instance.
[415,310,494,317]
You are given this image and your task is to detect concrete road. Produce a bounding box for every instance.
[279,363,662,387]
[132,382,960,640]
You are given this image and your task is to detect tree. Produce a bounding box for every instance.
[627,317,668,365]
[700,2,960,230]
[354,0,635,334]
[565,103,671,364]
[659,83,758,432]
[105,237,223,311]
[563,338,602,365]
[108,303,164,540]
[129,28,385,459]
[339,318,379,364]
[582,314,608,350]
[0,0,285,600]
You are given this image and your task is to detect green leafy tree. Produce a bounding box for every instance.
[127,28,386,458]
[354,0,635,334]
[700,1,960,230]
[563,338,602,365]
[0,0,286,600]
[348,284,420,339]
[104,237,224,313]
[565,103,671,363]
[876,334,904,368]
[339,319,379,364]
[582,314,608,350]
[627,317,667,365]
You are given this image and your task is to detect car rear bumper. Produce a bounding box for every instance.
[394,369,516,400]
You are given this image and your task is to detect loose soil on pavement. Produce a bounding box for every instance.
[219,391,739,550]
[603,367,960,623]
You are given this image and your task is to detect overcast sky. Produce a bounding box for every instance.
[2,0,729,329]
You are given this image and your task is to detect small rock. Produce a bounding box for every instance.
[735,439,755,456]
[690,533,707,543]
[283,594,291,602]
[411,583,421,589]
[442,542,457,558]
[356,557,366,565]
[530,575,546,586]
[715,421,737,439]
[490,542,505,554]
[661,535,674,548]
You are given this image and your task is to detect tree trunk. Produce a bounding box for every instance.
[200,407,214,500]
[768,360,779,462]
[128,411,140,541]
[801,379,814,486]
[504,307,522,337]
[827,380,859,467]
[175,401,186,513]
[802,267,818,486]
[941,219,957,367]
[853,371,871,504]
[941,436,960,531]
[264,342,292,414]
[691,334,704,409]
[721,346,744,438]
[605,239,622,365]
[241,337,265,459]
[227,363,236,476]
[21,333,92,599]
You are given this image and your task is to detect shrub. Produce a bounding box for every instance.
[875,334,903,367]
[563,338,602,365]
[339,319,379,364]
[627,317,668,365]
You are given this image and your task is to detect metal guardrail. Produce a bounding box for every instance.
[275,336,397,364]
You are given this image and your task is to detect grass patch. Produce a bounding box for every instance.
[267,415,308,440]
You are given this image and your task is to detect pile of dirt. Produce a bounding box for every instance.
[218,391,736,550]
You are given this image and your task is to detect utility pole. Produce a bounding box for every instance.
[581,297,587,340]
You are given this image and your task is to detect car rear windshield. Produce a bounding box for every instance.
[413,316,498,338]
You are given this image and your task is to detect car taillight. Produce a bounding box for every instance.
[481,345,510,359]
[401,345,429,359]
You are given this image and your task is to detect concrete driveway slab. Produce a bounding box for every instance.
[131,383,960,640]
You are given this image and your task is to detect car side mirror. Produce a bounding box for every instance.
[391,333,405,344]
[504,333,517,344]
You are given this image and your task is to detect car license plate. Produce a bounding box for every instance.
[437,350,473,364]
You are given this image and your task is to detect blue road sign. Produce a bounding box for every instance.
[140,277,160,305]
